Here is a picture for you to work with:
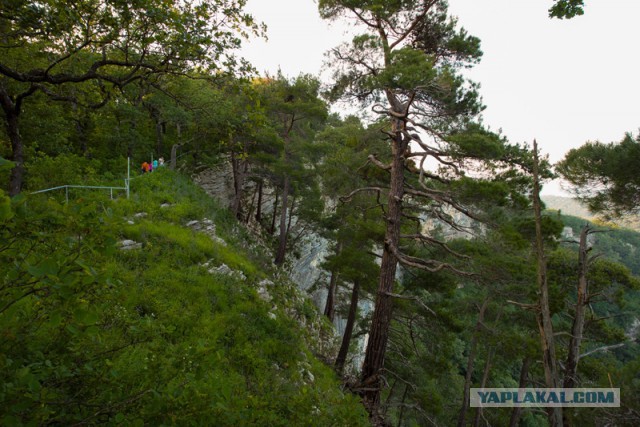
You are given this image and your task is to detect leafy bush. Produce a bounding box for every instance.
[26,153,103,190]
[0,168,368,426]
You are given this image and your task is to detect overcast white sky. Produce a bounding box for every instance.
[240,0,640,195]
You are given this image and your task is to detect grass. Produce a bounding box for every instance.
[0,167,368,426]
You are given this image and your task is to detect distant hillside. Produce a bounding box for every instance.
[543,195,640,232]
[559,213,640,277]
[542,195,594,219]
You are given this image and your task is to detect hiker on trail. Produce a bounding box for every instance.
[153,159,158,170]
[149,162,153,172]
[159,157,165,167]
[141,162,150,173]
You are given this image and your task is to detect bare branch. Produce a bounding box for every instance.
[386,240,474,276]
[372,103,408,119]
[580,342,629,359]
[382,291,436,316]
[507,300,539,310]
[401,233,471,259]
[339,186,386,203]
[368,154,392,170]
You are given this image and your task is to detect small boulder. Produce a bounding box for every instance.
[208,263,246,281]
[118,239,142,250]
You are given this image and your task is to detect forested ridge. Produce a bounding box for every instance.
[1,1,639,426]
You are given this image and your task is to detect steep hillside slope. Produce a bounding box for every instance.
[0,169,368,425]
[544,195,640,231]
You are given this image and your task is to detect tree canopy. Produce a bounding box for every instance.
[549,0,585,19]
[1,0,262,195]
[1,1,640,426]
[557,133,640,218]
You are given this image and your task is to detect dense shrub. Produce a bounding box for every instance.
[0,169,368,426]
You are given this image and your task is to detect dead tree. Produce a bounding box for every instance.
[532,140,563,426]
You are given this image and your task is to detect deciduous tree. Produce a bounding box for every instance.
[0,0,261,195]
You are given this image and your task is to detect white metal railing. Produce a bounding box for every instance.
[30,158,132,202]
[30,183,129,203]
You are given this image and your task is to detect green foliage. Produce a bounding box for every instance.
[559,213,640,276]
[557,132,640,217]
[25,153,111,191]
[447,123,507,160]
[0,169,368,425]
[549,0,585,19]
[377,47,437,90]
[513,213,565,247]
[1,0,265,195]
[410,2,482,66]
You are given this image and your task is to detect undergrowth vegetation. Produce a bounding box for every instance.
[0,168,367,426]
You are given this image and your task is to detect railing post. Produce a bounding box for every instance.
[65,186,69,204]
[127,157,131,199]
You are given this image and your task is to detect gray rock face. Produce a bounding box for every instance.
[561,226,596,247]
[205,262,247,281]
[118,239,142,250]
[627,318,640,340]
[257,279,274,302]
[289,234,328,298]
[186,218,227,246]
[562,226,576,241]
[193,164,366,368]
[193,160,235,207]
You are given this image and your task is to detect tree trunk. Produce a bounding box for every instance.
[0,89,23,196]
[286,195,295,235]
[72,101,89,156]
[79,117,89,156]
[245,181,257,224]
[129,116,138,161]
[170,144,180,170]
[472,348,495,427]
[154,111,164,156]
[5,111,23,196]
[335,278,360,374]
[509,357,531,427]
[255,179,263,223]
[383,379,398,417]
[397,385,409,427]
[274,175,290,265]
[457,298,489,427]
[562,225,591,427]
[230,151,246,220]
[125,113,134,161]
[532,140,563,426]
[563,225,590,389]
[360,124,407,423]
[324,265,340,322]
[270,188,279,235]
